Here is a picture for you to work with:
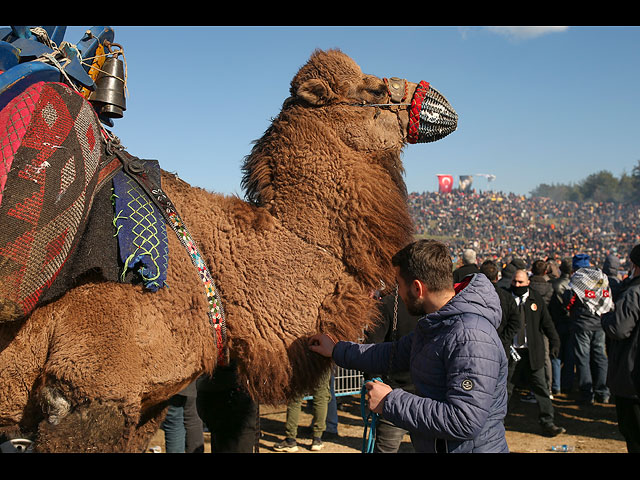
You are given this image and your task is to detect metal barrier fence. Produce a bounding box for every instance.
[333,366,365,397]
[304,366,364,400]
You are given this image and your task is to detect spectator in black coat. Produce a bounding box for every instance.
[602,244,640,453]
[529,259,554,396]
[508,269,565,437]
[530,259,553,306]
[480,260,522,359]
[452,248,480,284]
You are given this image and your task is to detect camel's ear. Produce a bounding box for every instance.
[295,78,337,106]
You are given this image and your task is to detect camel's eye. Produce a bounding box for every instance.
[369,87,387,99]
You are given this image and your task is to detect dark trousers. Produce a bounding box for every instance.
[614,395,640,453]
[554,321,575,392]
[508,348,556,426]
[197,387,260,453]
[373,417,413,453]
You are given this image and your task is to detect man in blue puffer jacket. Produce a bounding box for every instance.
[309,239,509,453]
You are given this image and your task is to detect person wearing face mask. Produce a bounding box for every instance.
[601,244,640,453]
[508,269,565,437]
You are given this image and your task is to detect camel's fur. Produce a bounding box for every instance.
[0,49,444,452]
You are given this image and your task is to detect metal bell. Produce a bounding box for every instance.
[88,56,126,118]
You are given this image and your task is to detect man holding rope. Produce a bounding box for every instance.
[309,239,509,453]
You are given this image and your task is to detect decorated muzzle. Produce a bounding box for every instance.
[385,77,458,144]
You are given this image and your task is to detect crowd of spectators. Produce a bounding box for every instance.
[408,189,640,271]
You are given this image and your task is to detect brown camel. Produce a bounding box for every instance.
[0,48,457,452]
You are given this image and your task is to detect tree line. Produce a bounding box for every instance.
[530,160,640,203]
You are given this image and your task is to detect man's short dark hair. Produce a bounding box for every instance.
[531,259,547,276]
[392,239,453,292]
[480,260,499,282]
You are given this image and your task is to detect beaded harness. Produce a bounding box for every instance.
[104,132,228,365]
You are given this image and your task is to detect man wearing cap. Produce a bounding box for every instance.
[564,253,613,405]
[453,248,481,284]
[601,244,640,452]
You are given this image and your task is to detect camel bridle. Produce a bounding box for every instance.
[349,76,458,145]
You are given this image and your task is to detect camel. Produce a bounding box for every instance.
[0,48,457,452]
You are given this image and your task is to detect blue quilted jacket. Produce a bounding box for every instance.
[333,273,509,453]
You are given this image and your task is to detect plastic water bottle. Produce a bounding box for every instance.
[550,444,574,452]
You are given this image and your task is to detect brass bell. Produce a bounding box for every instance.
[88,56,126,118]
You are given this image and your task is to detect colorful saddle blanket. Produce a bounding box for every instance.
[0,80,168,322]
[0,81,119,321]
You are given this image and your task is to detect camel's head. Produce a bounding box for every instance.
[287,49,458,149]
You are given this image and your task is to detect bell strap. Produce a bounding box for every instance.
[105,136,228,365]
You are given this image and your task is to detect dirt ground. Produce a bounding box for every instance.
[148,387,629,454]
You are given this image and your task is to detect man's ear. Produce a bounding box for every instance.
[412,278,425,299]
[295,78,337,106]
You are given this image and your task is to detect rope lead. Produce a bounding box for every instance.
[360,377,382,453]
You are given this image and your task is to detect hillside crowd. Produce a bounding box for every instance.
[408,190,640,271]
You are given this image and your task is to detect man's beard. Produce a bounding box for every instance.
[404,288,426,316]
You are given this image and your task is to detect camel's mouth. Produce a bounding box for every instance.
[381,77,458,144]
[406,80,458,144]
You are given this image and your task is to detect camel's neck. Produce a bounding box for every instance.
[241,115,415,290]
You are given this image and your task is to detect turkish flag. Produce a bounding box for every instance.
[584,290,596,299]
[437,174,453,193]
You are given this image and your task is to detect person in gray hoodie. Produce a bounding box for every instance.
[309,239,509,453]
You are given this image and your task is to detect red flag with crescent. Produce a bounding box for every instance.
[437,174,453,193]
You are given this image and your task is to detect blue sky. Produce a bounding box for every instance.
[61,26,640,197]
